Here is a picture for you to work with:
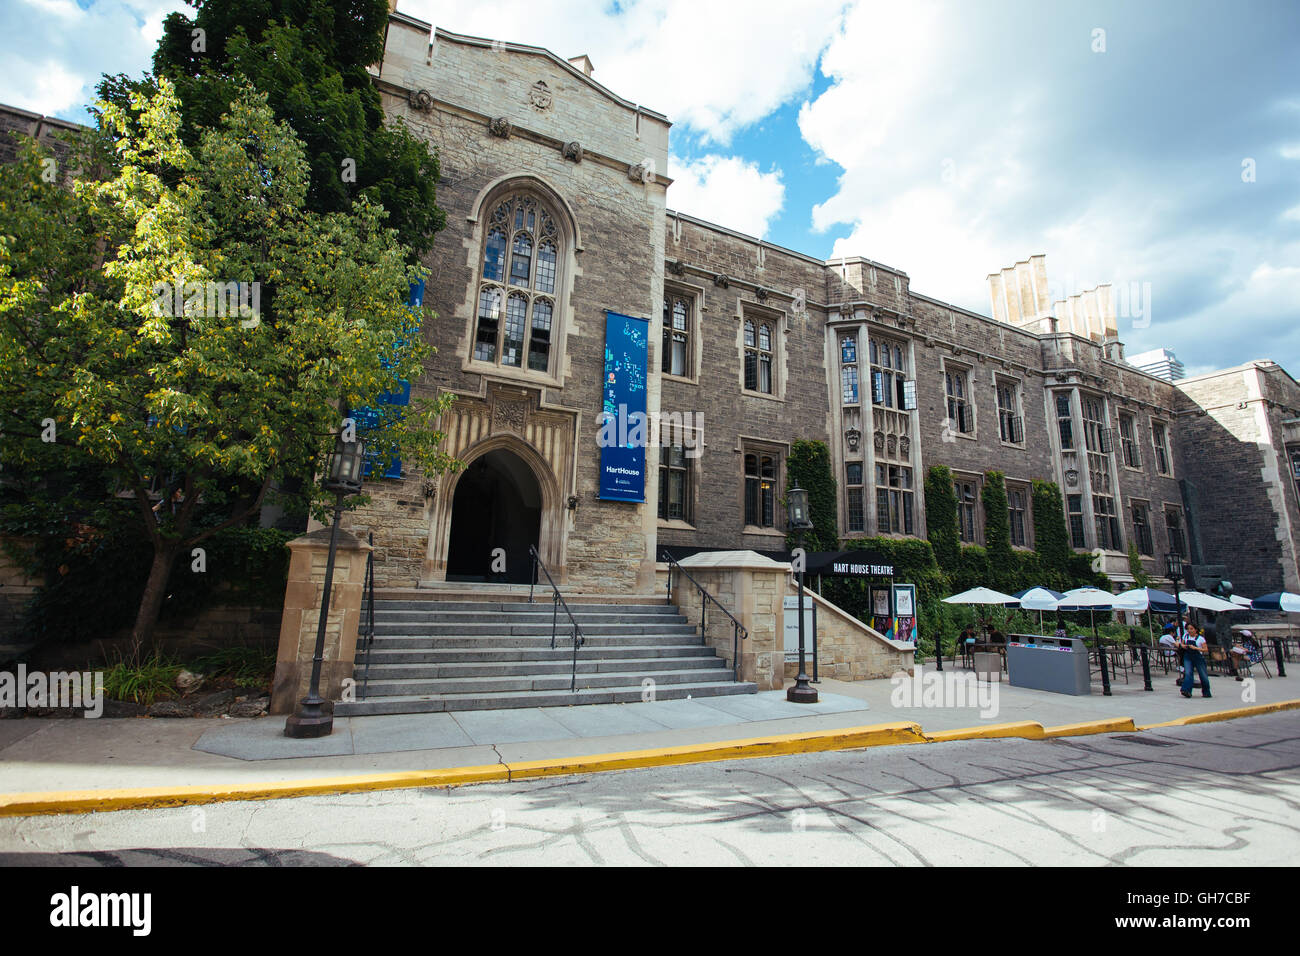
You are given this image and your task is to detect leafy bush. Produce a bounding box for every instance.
[101,650,183,705]
[190,646,277,686]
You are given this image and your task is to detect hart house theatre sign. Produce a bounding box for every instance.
[599,311,649,502]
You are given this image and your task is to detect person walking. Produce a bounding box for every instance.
[1179,622,1212,699]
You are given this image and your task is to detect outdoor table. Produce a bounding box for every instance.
[1005,635,1090,695]
[971,642,1005,680]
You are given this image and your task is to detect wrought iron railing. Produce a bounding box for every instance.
[660,549,749,682]
[528,545,585,692]
[358,532,377,699]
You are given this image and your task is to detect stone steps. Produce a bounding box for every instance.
[341,596,755,716]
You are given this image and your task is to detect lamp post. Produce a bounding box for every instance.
[786,487,818,704]
[285,432,367,739]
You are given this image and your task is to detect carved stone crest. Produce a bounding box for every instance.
[755,287,769,302]
[493,399,528,434]
[899,436,911,456]
[874,431,885,453]
[528,81,552,111]
[886,435,897,455]
[667,259,686,276]
[408,89,434,112]
[713,274,730,288]
[561,141,583,163]
[628,162,650,182]
[488,117,512,138]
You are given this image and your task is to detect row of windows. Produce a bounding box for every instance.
[1056,391,1174,477]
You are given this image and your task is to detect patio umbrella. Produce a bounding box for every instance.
[1230,595,1253,607]
[1013,587,1064,634]
[1178,591,1243,613]
[1252,592,1300,612]
[1114,588,1186,645]
[941,587,1021,605]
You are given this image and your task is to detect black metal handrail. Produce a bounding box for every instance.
[660,549,749,682]
[528,545,585,692]
[358,532,377,699]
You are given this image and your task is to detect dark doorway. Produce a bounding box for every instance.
[446,449,542,584]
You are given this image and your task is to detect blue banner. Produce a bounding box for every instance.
[598,310,648,502]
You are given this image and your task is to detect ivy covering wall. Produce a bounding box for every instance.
[785,439,839,552]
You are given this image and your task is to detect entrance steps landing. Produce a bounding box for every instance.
[337,595,757,716]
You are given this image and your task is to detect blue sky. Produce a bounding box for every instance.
[3,0,1298,376]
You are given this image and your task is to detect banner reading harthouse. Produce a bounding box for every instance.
[599,310,648,502]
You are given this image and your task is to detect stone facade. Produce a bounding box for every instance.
[351,10,1300,600]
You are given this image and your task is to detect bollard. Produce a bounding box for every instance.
[1098,641,1112,696]
[1138,645,1152,691]
[1274,638,1288,678]
[935,635,944,672]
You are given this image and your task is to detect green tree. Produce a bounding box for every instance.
[924,465,960,573]
[981,470,1013,589]
[785,439,838,552]
[0,81,454,653]
[102,0,444,255]
[1128,542,1153,590]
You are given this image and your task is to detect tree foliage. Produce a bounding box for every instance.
[106,0,446,255]
[0,81,453,651]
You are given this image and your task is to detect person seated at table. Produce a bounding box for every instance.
[985,624,1006,644]
[1053,623,1068,639]
[1229,629,1253,681]
[959,625,977,647]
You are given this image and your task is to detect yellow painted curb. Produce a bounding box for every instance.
[1137,697,1300,730]
[1042,717,1138,738]
[506,721,927,781]
[922,720,1045,743]
[0,764,509,818]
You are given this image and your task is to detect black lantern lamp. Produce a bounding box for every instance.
[285,432,367,739]
[786,487,818,704]
[1166,551,1186,644]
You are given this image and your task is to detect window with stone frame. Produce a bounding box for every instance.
[1131,500,1154,556]
[954,475,980,543]
[997,379,1023,444]
[1152,420,1172,475]
[1291,446,1300,507]
[1094,492,1122,551]
[846,461,865,534]
[869,336,913,410]
[1055,391,1075,450]
[876,463,915,535]
[658,441,691,523]
[1165,505,1188,558]
[1067,494,1087,549]
[662,291,692,378]
[474,193,560,373]
[1008,483,1030,547]
[743,449,780,528]
[840,334,859,405]
[743,317,775,394]
[1119,412,1142,469]
[945,364,973,434]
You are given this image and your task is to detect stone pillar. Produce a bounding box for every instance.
[269,527,372,715]
[675,551,789,691]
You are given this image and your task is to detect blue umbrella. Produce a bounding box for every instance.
[1252,592,1300,612]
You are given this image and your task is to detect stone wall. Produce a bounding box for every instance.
[782,585,915,681]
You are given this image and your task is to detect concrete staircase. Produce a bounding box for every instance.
[334,593,757,716]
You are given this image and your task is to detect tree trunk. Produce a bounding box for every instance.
[128,542,180,662]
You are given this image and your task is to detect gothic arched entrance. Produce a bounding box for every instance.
[445,448,542,583]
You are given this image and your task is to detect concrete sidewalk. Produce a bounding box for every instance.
[1,665,1297,800]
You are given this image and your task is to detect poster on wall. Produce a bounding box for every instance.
[598,310,649,502]
[891,583,918,645]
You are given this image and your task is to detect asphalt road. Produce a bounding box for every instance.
[1,712,1297,866]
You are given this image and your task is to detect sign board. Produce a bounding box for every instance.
[598,311,649,501]
[782,595,816,656]
[806,550,895,578]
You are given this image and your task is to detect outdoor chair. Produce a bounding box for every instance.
[1235,638,1272,679]
[1207,645,1231,677]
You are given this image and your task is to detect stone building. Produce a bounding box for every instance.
[347,7,1300,600]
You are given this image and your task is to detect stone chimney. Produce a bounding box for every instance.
[568,55,594,77]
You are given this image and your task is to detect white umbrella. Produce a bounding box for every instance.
[1014,586,1065,634]
[1178,591,1242,613]
[1053,588,1122,695]
[1230,595,1253,607]
[941,587,1020,605]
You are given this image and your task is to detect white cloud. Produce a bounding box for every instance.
[667,154,785,238]
[401,0,845,144]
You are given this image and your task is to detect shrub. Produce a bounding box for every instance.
[785,439,838,552]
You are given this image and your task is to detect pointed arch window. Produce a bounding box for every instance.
[474,193,562,373]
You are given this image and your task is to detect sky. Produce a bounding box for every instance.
[3,0,1298,377]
